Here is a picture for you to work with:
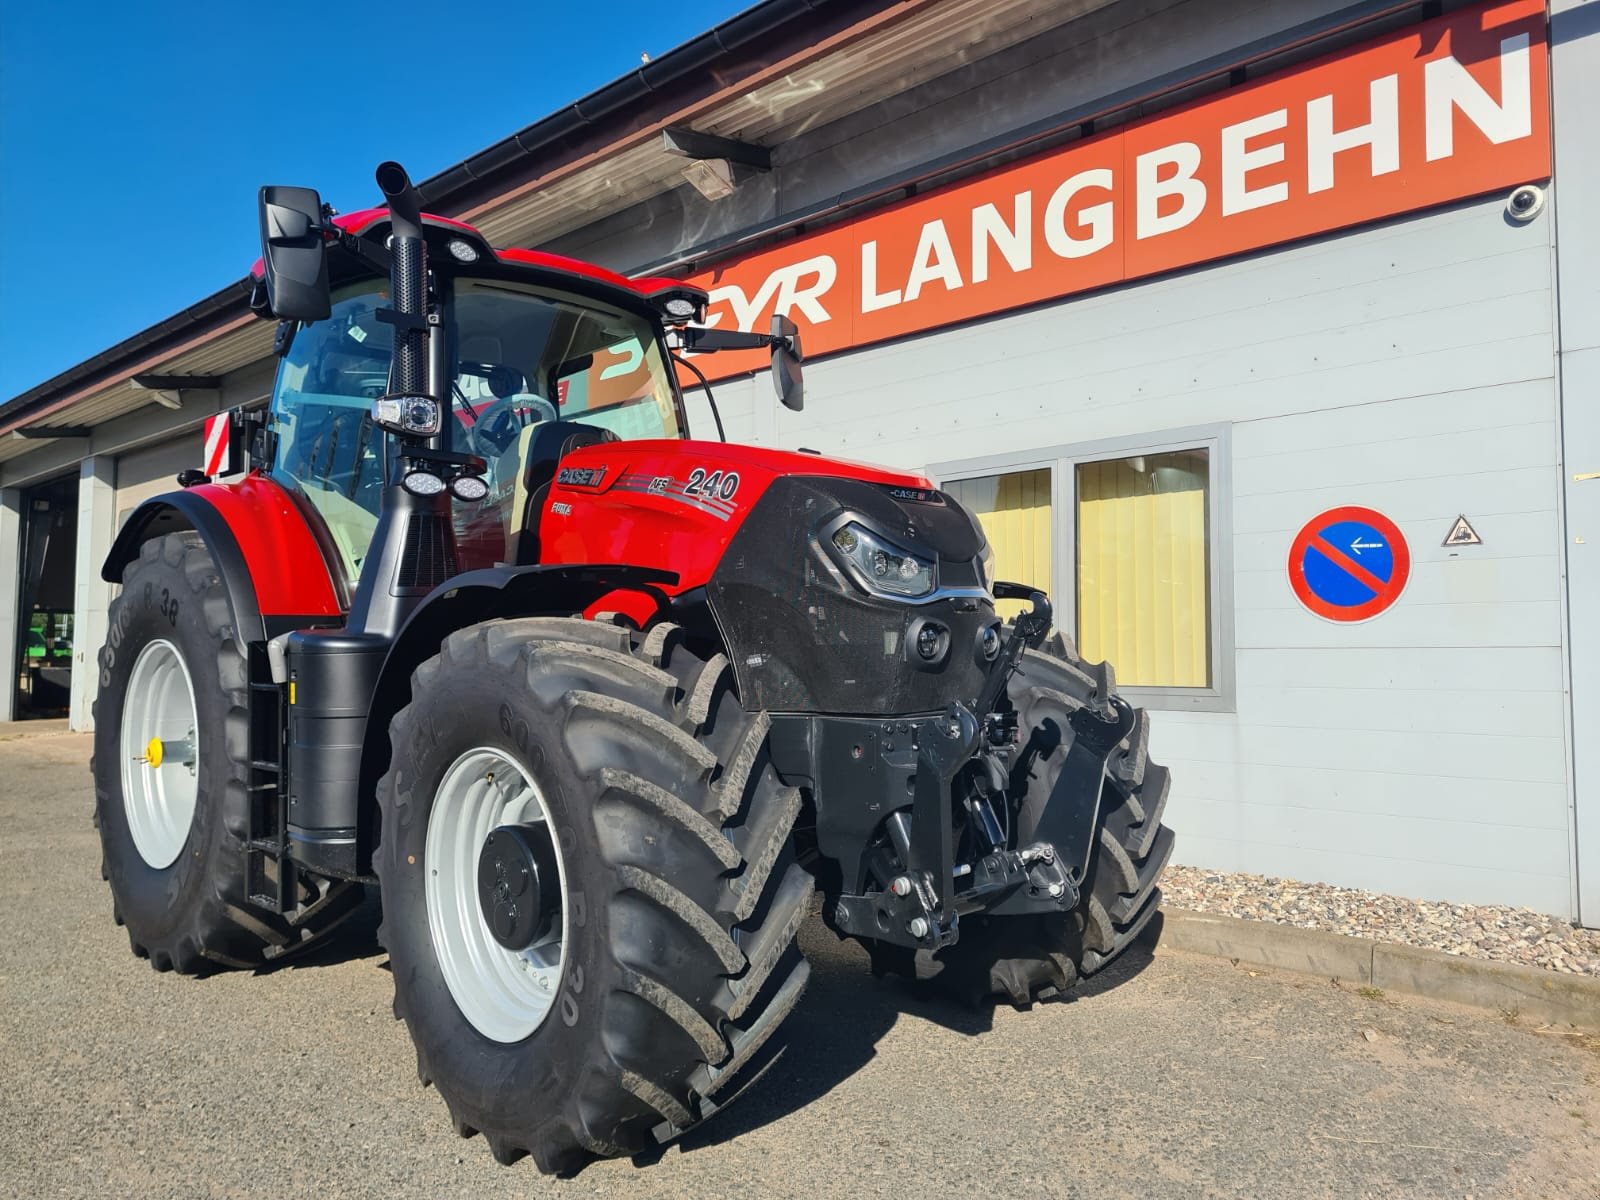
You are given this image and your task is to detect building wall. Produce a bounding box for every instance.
[0,488,21,723]
[114,437,201,531]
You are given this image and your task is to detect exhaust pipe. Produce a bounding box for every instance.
[346,158,450,640]
[375,161,428,396]
[375,160,424,240]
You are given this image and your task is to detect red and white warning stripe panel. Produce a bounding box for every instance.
[203,413,232,478]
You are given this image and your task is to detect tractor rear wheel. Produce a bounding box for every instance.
[92,532,361,972]
[375,617,812,1174]
[890,638,1175,1005]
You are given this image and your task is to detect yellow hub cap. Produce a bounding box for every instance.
[144,737,165,768]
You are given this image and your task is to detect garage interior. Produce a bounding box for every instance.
[13,473,76,719]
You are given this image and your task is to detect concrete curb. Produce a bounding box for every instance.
[1158,906,1600,1032]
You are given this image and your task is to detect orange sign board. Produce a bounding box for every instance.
[681,0,1550,381]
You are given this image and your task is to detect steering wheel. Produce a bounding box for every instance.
[466,393,559,459]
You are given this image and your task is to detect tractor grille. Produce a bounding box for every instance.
[708,476,993,715]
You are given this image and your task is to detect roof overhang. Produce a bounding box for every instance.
[0,0,1109,461]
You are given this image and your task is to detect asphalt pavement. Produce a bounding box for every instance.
[3,728,1596,1199]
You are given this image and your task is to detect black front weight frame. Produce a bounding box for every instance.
[827,586,1136,951]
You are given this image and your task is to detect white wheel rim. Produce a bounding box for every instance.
[426,747,569,1043]
[119,638,200,869]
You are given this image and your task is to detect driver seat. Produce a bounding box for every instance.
[509,420,618,564]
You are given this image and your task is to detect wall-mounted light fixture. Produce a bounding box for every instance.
[132,373,222,412]
[662,126,771,202]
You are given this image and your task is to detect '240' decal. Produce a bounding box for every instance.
[684,468,740,501]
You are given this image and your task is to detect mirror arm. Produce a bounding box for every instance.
[331,227,392,275]
[679,326,778,353]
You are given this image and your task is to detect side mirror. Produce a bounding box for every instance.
[771,314,804,412]
[258,185,330,322]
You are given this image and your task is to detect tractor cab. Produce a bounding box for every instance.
[267,266,686,579]
[254,170,800,600]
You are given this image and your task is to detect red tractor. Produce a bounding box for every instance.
[92,163,1173,1173]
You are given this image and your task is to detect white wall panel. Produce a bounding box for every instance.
[69,457,116,732]
[1551,0,1600,925]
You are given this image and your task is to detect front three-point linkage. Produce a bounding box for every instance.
[832,587,1137,950]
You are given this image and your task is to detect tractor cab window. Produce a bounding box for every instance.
[448,279,681,565]
[269,276,682,581]
[269,281,391,582]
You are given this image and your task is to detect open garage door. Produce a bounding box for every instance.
[14,474,77,719]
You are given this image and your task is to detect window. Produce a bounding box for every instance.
[269,277,686,581]
[933,425,1233,711]
[944,468,1052,620]
[450,278,682,446]
[448,279,684,568]
[1076,449,1210,687]
[269,281,390,582]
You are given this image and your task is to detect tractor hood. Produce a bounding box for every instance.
[547,439,935,492]
[535,436,983,613]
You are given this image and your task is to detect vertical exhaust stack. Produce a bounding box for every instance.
[345,161,455,641]
[375,161,429,398]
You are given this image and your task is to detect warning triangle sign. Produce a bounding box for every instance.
[1443,515,1482,546]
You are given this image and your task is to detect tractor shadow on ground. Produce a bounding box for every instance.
[258,886,388,974]
[637,909,1163,1164]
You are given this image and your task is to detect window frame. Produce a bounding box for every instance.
[931,422,1235,714]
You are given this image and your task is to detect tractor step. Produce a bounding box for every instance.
[245,644,293,914]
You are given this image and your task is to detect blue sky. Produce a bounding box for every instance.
[0,0,752,401]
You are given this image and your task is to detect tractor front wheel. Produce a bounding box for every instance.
[375,617,812,1174]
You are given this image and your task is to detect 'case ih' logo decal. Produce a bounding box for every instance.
[556,466,607,487]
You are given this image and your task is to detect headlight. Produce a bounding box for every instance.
[401,469,445,496]
[372,393,440,437]
[450,475,489,502]
[830,522,936,599]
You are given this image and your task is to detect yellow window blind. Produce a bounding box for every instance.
[1076,450,1210,687]
[945,469,1052,620]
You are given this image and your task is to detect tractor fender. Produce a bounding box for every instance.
[352,563,678,869]
[102,477,344,652]
[102,491,265,653]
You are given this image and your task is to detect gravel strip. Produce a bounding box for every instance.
[1162,865,1600,977]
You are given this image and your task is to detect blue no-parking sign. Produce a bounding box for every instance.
[1287,506,1411,622]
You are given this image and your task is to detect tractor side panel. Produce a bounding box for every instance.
[536,438,932,595]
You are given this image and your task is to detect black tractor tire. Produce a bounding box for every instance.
[92,532,362,972]
[375,616,813,1174]
[881,635,1175,1006]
